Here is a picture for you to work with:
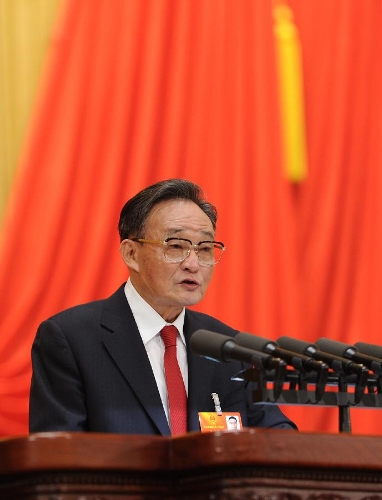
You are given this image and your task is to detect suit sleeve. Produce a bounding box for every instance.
[246,400,298,429]
[29,319,88,432]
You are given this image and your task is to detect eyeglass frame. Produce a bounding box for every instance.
[130,237,225,266]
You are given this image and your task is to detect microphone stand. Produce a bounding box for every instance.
[338,375,351,433]
[232,365,381,433]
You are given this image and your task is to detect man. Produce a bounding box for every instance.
[29,179,296,435]
[227,416,239,430]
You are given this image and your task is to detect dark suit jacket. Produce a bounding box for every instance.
[29,284,296,434]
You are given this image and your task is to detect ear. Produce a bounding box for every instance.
[120,239,140,272]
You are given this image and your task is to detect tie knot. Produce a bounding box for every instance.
[161,325,178,348]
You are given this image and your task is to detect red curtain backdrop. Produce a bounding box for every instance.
[1,0,381,436]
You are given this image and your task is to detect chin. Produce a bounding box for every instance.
[181,293,204,307]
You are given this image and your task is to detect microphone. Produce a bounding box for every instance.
[277,336,368,403]
[354,341,382,361]
[316,338,382,375]
[190,329,287,398]
[277,336,366,375]
[235,332,328,372]
[190,329,284,370]
[235,332,329,401]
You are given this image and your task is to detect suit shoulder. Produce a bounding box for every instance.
[185,309,239,338]
[47,297,104,320]
[44,284,126,326]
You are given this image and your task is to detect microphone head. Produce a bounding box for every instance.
[316,337,354,358]
[190,329,236,362]
[235,332,276,352]
[354,341,382,360]
[277,336,317,356]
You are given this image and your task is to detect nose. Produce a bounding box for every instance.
[180,247,200,270]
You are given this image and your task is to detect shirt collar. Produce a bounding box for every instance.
[124,279,186,346]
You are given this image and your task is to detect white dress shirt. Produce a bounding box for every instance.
[124,279,188,423]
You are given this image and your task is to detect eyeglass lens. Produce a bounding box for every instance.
[164,239,223,265]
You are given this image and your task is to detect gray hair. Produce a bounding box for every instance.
[118,179,218,241]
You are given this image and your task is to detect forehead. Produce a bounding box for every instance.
[145,199,214,233]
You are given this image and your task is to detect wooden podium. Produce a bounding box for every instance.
[1,429,382,499]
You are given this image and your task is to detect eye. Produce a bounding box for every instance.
[166,238,189,250]
[168,241,184,249]
[198,243,214,254]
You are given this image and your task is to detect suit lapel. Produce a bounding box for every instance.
[100,286,170,436]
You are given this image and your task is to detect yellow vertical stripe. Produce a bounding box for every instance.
[273,2,308,182]
[0,0,61,220]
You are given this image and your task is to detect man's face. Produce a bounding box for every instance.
[228,418,238,430]
[120,199,217,322]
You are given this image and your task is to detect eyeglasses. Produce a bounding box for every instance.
[131,237,225,266]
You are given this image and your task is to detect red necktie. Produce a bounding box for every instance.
[160,325,187,435]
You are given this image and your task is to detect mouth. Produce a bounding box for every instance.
[180,279,200,289]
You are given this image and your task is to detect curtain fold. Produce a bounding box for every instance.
[0,0,381,436]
